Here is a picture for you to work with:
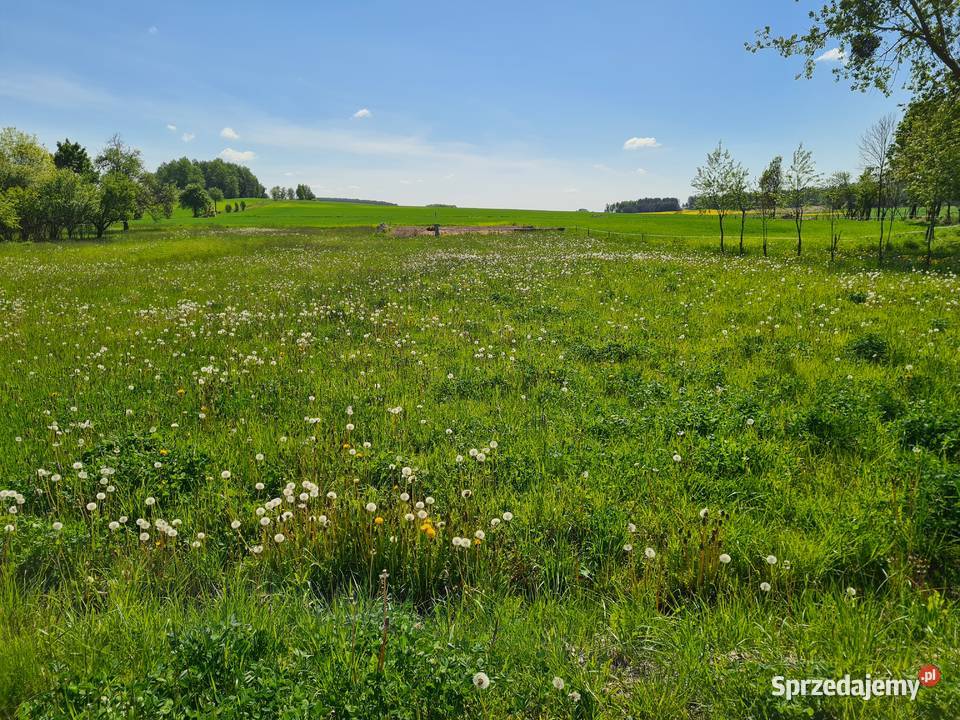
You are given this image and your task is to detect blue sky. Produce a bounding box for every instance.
[0,1,908,210]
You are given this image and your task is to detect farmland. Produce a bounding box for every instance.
[0,222,957,718]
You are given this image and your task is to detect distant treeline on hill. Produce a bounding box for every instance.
[605,197,681,213]
[316,197,397,206]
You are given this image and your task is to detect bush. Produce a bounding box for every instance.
[846,332,890,363]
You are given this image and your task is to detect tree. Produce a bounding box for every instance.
[137,173,178,221]
[53,139,95,180]
[37,168,97,239]
[785,143,819,256]
[891,94,960,267]
[91,173,139,238]
[233,202,239,212]
[748,1,960,95]
[240,200,246,211]
[729,162,751,256]
[692,142,736,252]
[270,186,284,200]
[179,183,212,218]
[854,169,878,220]
[0,191,19,241]
[823,171,853,262]
[757,156,782,257]
[859,115,897,265]
[156,157,205,188]
[295,183,316,200]
[95,134,143,180]
[0,127,54,191]
[208,186,224,213]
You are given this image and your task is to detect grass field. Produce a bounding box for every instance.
[131,198,958,250]
[1,222,958,718]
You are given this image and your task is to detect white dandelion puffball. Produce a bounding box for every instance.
[472,672,490,689]
[552,677,565,690]
[85,502,97,512]
[365,502,377,513]
[644,547,656,559]
[273,533,285,543]
[760,581,771,592]
[139,532,150,542]
[145,497,156,506]
[846,587,857,598]
[52,522,63,531]
[623,543,633,553]
[502,511,513,522]
[221,470,231,479]
[231,520,241,530]
[672,453,682,463]
[719,553,731,564]
[766,555,777,565]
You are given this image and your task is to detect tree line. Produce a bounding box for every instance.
[605,197,681,213]
[690,103,959,267]
[156,157,265,200]
[0,129,266,241]
[269,184,316,201]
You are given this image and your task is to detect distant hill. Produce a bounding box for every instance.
[314,197,397,206]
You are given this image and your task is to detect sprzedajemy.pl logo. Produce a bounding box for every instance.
[771,665,941,702]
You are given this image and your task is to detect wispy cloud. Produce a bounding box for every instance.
[623,136,660,150]
[636,167,648,175]
[166,123,177,132]
[0,72,118,109]
[353,108,372,119]
[181,132,195,142]
[220,126,239,140]
[219,148,256,163]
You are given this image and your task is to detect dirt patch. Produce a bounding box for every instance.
[390,225,564,238]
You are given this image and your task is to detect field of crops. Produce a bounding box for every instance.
[0,225,958,718]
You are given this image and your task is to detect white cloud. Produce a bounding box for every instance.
[353,108,372,119]
[219,148,256,163]
[220,126,240,140]
[181,132,195,142]
[815,47,844,63]
[636,168,648,175]
[148,26,158,35]
[623,137,660,150]
[166,123,177,131]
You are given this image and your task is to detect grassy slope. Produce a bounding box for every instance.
[0,228,957,718]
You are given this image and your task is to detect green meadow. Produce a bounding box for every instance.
[131,198,945,247]
[0,221,958,718]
